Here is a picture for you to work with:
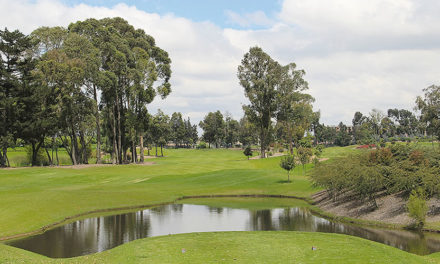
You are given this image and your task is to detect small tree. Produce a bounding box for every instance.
[297,147,313,175]
[314,144,324,158]
[407,188,428,229]
[280,155,296,182]
[243,146,253,160]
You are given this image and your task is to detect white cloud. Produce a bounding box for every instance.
[1,0,440,127]
[225,10,274,28]
[301,49,440,124]
[279,0,417,34]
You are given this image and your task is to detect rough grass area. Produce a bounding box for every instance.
[1,232,438,263]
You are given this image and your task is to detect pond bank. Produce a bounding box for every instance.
[312,190,440,232]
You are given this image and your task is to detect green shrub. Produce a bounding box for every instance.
[407,188,428,229]
[312,146,440,205]
[197,141,207,149]
[25,145,49,166]
[243,146,253,160]
[313,157,320,166]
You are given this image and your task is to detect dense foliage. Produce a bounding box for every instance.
[311,144,440,207]
[238,47,315,158]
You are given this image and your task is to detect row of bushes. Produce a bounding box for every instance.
[311,144,440,207]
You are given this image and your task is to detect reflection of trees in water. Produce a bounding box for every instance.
[208,206,224,214]
[149,204,183,222]
[171,204,183,213]
[9,211,152,258]
[83,211,152,255]
[249,210,274,230]
[426,236,440,254]
[277,208,327,231]
[341,227,434,255]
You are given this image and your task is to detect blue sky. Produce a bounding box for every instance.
[60,0,282,29]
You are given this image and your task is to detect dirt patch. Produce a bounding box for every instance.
[57,162,156,169]
[2,162,157,170]
[313,190,440,225]
[249,153,284,160]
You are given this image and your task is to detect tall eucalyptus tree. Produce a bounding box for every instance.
[69,17,172,164]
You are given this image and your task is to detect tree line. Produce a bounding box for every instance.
[0,17,172,166]
[312,85,440,147]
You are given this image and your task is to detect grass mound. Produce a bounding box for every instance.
[1,231,437,263]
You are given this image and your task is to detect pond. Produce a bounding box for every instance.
[7,202,440,258]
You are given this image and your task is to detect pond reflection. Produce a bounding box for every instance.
[8,204,440,258]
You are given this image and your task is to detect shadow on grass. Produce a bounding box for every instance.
[277,180,292,184]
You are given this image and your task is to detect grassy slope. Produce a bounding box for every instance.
[1,146,439,263]
[1,232,438,264]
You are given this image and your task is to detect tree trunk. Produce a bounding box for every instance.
[161,144,163,157]
[111,105,118,164]
[1,146,9,167]
[131,141,136,163]
[5,151,9,167]
[72,131,79,165]
[115,86,122,164]
[140,135,144,163]
[45,147,52,166]
[51,136,55,165]
[61,136,72,161]
[56,147,59,166]
[288,126,294,155]
[155,143,158,157]
[0,147,6,167]
[80,131,88,164]
[260,130,266,159]
[0,151,4,167]
[93,84,102,164]
[31,141,43,166]
[71,136,77,166]
[31,142,37,166]
[288,171,290,182]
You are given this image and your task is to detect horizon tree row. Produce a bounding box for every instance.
[313,87,440,147]
[198,111,258,148]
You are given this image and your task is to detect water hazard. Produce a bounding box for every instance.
[7,202,440,258]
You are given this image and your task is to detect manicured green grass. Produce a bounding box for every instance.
[2,147,439,263]
[1,232,438,263]
[320,145,361,159]
[0,149,317,239]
